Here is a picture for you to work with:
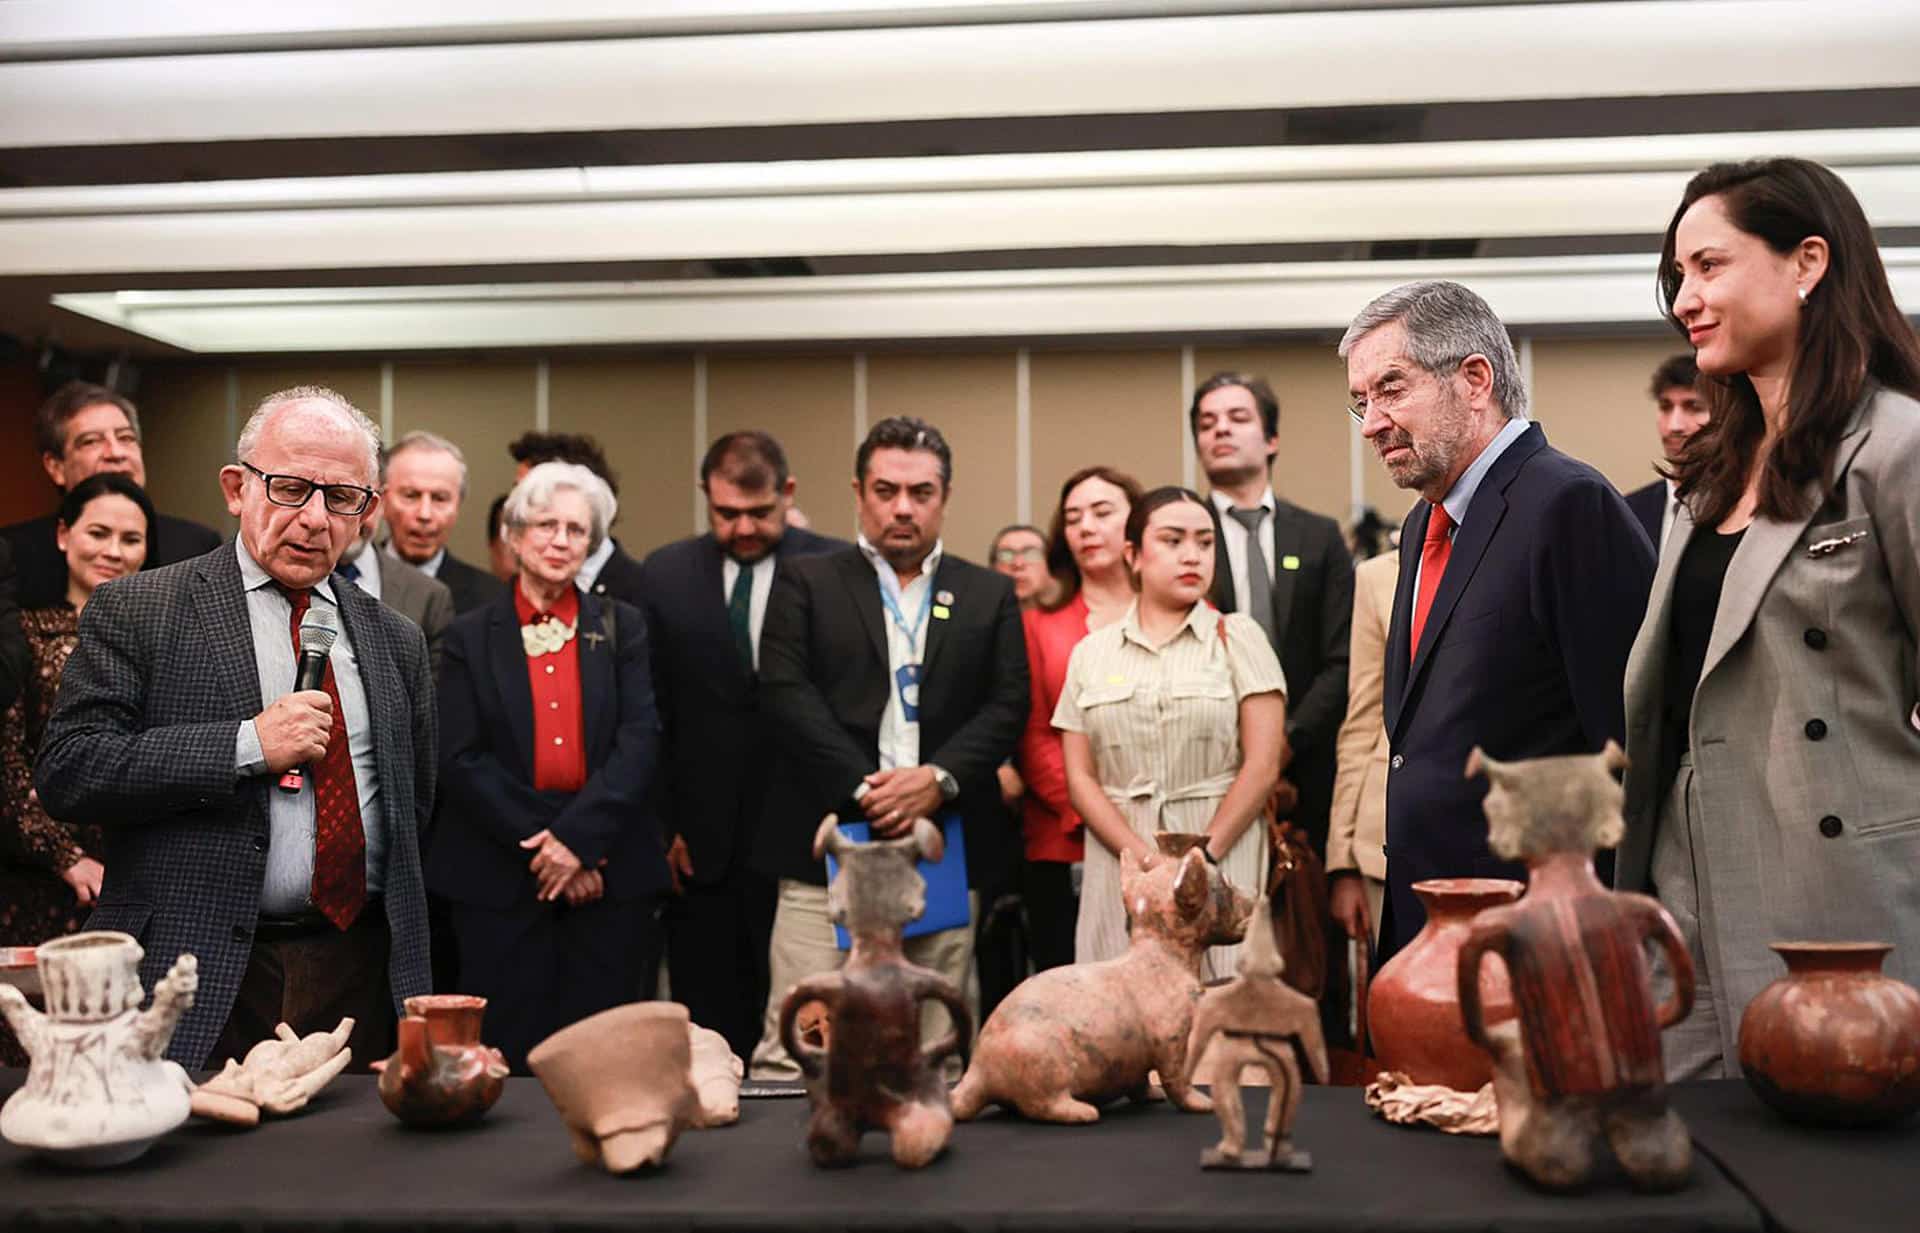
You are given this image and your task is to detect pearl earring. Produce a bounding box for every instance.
[1797,286,1808,305]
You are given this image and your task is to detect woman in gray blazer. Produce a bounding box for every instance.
[1619,157,1920,1079]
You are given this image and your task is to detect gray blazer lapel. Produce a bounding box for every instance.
[192,547,263,719]
[1625,504,1694,735]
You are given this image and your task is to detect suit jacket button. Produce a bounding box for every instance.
[231,923,250,942]
[1819,815,1843,838]
[1805,718,1828,741]
[1390,754,1404,770]
[1803,628,1828,650]
[252,834,268,853]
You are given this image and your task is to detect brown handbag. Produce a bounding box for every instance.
[1266,819,1330,1000]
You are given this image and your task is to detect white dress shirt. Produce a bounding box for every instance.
[394,545,444,579]
[856,533,943,773]
[576,536,616,592]
[1658,478,1682,551]
[721,552,777,670]
[232,538,386,915]
[1209,486,1277,607]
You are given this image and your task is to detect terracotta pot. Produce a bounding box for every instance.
[1368,878,1521,1091]
[372,994,509,1128]
[1739,941,1920,1127]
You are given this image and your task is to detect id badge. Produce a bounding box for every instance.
[896,662,922,722]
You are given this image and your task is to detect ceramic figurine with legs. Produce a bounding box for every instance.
[191,1018,355,1126]
[777,816,970,1169]
[1457,743,1695,1192]
[951,834,1253,1123]
[1185,893,1327,1171]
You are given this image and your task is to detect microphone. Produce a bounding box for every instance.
[276,605,340,794]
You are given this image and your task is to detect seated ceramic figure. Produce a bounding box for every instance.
[191,1019,356,1126]
[951,835,1253,1123]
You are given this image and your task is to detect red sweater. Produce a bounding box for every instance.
[1018,593,1090,863]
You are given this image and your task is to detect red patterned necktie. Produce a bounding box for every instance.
[284,586,366,930]
[1409,503,1454,663]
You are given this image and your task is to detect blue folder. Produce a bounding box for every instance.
[823,814,969,950]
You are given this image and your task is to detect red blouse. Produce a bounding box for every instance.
[516,580,587,793]
[1018,593,1091,863]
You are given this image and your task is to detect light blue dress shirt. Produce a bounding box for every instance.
[231,538,387,915]
[1413,415,1532,599]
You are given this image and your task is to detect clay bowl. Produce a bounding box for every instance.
[0,946,39,999]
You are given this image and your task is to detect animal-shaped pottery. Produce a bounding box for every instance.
[0,931,198,1167]
[1457,743,1695,1192]
[191,1018,355,1127]
[777,815,970,1169]
[372,994,510,1128]
[1186,894,1328,1171]
[950,834,1253,1123]
[529,1001,700,1172]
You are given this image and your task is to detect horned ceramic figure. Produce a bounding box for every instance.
[951,834,1254,1123]
[190,1019,355,1127]
[1456,743,1696,1192]
[1185,894,1327,1171]
[777,815,971,1169]
[0,931,198,1167]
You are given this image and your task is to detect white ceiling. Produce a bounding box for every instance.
[2,0,1916,354]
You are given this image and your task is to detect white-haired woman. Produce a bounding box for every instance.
[426,461,668,1071]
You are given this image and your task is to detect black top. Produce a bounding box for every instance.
[1660,523,1746,795]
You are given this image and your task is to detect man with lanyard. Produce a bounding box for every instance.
[747,416,1028,1079]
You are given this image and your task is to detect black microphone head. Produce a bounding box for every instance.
[300,603,340,659]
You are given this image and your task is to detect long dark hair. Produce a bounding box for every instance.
[1657,158,1920,528]
[58,471,155,541]
[1041,464,1143,611]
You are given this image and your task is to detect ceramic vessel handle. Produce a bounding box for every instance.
[1455,925,1502,1055]
[917,977,972,1066]
[1642,900,1697,1029]
[778,977,837,1079]
[133,955,199,1060]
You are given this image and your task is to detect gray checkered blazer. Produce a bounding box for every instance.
[35,542,437,1068]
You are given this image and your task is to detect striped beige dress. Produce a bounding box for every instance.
[1053,601,1287,980]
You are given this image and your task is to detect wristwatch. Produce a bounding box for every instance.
[929,765,959,803]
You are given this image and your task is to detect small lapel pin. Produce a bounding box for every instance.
[932,605,951,620]
[1281,554,1301,571]
[582,629,607,649]
[1807,529,1868,557]
[936,590,954,606]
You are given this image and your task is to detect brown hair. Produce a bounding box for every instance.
[1656,158,1920,528]
[1041,464,1144,610]
[37,381,139,462]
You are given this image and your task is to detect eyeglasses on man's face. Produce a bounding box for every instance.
[1345,355,1475,426]
[242,462,375,516]
[993,545,1044,565]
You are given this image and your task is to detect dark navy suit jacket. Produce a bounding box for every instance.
[1624,479,1668,550]
[1379,424,1655,959]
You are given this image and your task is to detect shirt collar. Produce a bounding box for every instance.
[387,544,445,578]
[1209,487,1276,518]
[1118,598,1216,651]
[515,576,580,626]
[1439,416,1531,528]
[235,535,340,606]
[856,533,944,598]
[575,536,616,590]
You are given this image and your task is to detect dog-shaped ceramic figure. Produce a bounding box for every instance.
[950,834,1253,1123]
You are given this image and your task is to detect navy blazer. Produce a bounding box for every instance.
[637,526,843,884]
[1624,479,1668,549]
[433,550,505,616]
[428,587,667,909]
[1379,425,1655,958]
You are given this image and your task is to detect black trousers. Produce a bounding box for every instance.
[664,865,774,1064]
[1022,859,1078,974]
[451,894,659,1073]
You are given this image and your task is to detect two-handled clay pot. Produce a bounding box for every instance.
[1738,941,1920,1127]
[371,994,509,1128]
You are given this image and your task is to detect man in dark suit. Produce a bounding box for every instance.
[2,382,222,608]
[638,431,843,1059]
[748,416,1028,1078]
[383,430,502,615]
[1340,281,1654,960]
[337,506,454,673]
[1195,371,1354,861]
[508,431,646,608]
[37,386,436,1070]
[1623,353,1710,552]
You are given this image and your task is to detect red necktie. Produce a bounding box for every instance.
[1409,503,1454,663]
[285,587,367,930]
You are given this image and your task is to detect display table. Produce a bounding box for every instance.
[0,1072,1769,1232]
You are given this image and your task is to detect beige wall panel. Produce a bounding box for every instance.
[867,352,1017,563]
[1193,343,1353,524]
[707,355,857,542]
[232,365,382,429]
[1530,337,1685,497]
[136,364,236,534]
[1028,349,1185,530]
[391,360,535,566]
[548,355,697,559]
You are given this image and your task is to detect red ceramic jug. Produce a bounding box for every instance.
[371,994,509,1128]
[1368,878,1521,1091]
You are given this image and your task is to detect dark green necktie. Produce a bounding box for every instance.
[728,564,754,670]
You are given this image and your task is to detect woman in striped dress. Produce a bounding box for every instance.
[1052,487,1287,979]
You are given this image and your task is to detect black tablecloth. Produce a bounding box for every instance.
[1671,1081,1920,1233]
[0,1072,1761,1232]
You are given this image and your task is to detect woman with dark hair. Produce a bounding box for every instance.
[1052,486,1286,978]
[1618,158,1920,1078]
[0,472,154,1064]
[1015,465,1142,970]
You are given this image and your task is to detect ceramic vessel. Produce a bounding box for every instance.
[528,1001,699,1172]
[372,994,509,1128]
[779,815,971,1168]
[0,931,198,1167]
[1368,877,1521,1092]
[1739,941,1920,1127]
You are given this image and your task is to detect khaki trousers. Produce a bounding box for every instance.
[749,878,977,1081]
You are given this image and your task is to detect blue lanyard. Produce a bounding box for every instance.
[878,577,934,652]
